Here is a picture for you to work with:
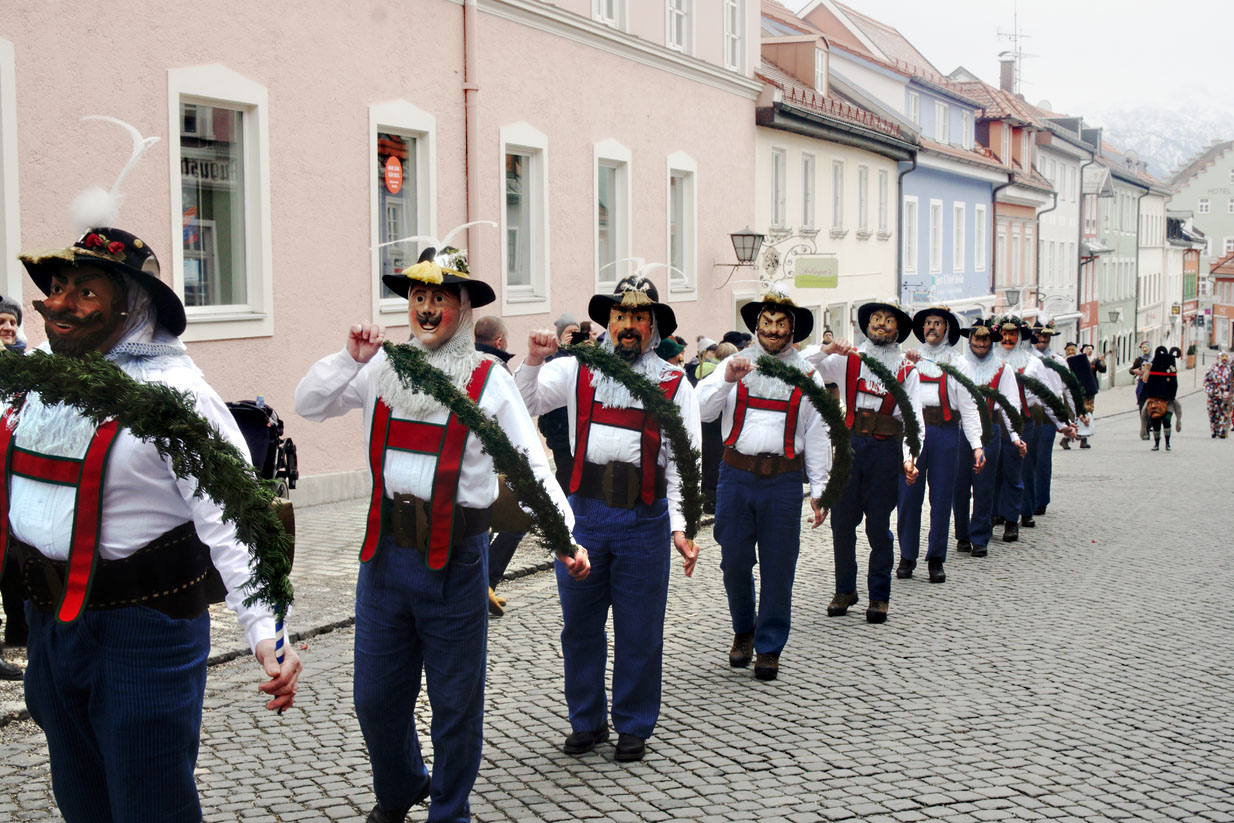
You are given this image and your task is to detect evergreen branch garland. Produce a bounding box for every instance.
[857,353,921,459]
[1016,372,1073,425]
[936,362,993,446]
[1039,356,1086,416]
[754,356,852,510]
[978,384,1024,436]
[381,343,574,557]
[0,351,293,615]
[562,343,703,540]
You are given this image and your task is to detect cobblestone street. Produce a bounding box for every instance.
[1,386,1231,822]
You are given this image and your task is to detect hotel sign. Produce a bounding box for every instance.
[793,255,839,289]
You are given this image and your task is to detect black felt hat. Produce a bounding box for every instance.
[588,275,677,338]
[960,317,996,340]
[20,227,186,336]
[912,306,962,347]
[740,291,814,343]
[382,246,495,307]
[857,300,912,344]
[1067,353,1099,398]
[1145,347,1178,400]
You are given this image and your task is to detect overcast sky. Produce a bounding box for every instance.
[781,0,1230,117]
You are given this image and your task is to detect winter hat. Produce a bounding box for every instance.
[554,312,579,337]
[0,295,21,324]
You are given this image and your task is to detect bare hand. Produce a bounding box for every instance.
[526,330,559,366]
[972,447,986,474]
[673,531,698,577]
[904,349,922,364]
[725,356,754,383]
[903,460,919,485]
[1016,440,1028,457]
[807,498,827,529]
[824,339,854,356]
[255,637,303,713]
[557,546,590,581]
[347,323,386,363]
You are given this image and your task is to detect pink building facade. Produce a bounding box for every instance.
[0,0,762,501]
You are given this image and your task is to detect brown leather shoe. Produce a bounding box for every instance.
[753,652,779,681]
[866,600,889,624]
[729,630,754,668]
[827,591,859,616]
[487,587,506,617]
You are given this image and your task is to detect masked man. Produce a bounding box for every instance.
[296,246,587,823]
[516,276,700,764]
[896,307,985,585]
[1024,321,1075,519]
[9,227,300,820]
[805,301,923,624]
[952,318,1026,559]
[697,289,830,682]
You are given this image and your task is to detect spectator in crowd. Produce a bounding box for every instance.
[538,313,580,489]
[0,295,26,671]
[699,341,737,514]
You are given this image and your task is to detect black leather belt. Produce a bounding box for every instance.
[922,406,956,427]
[722,447,803,477]
[575,461,667,509]
[381,494,491,551]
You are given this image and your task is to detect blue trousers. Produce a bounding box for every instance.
[994,420,1030,523]
[830,435,900,602]
[24,604,209,823]
[1034,422,1057,513]
[897,422,961,564]
[714,461,803,656]
[559,494,670,740]
[1020,417,1041,518]
[488,531,524,590]
[954,424,1002,549]
[354,532,488,823]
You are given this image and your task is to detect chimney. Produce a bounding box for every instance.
[998,51,1015,92]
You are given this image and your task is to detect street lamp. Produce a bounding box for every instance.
[1107,309,1122,324]
[729,227,765,266]
[1003,287,1021,308]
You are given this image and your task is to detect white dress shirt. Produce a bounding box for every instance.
[295,347,573,532]
[812,345,925,464]
[1021,356,1066,427]
[695,354,831,498]
[8,360,277,652]
[953,355,1024,445]
[514,353,701,534]
[915,349,985,452]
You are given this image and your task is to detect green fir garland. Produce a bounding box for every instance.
[382,343,574,557]
[935,361,993,446]
[0,351,293,615]
[857,352,922,459]
[562,343,703,540]
[1016,372,1073,425]
[979,384,1024,436]
[754,356,852,510]
[1039,356,1086,416]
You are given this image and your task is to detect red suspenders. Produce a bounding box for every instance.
[920,372,952,422]
[844,353,913,427]
[723,379,808,459]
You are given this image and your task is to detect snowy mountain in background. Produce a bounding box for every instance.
[1080,105,1234,181]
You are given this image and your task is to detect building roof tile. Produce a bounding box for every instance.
[757,57,909,142]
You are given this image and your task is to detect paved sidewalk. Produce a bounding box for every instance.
[1,390,1232,821]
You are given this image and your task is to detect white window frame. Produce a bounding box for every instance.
[665,0,692,54]
[0,40,20,300]
[771,146,787,228]
[801,153,816,228]
[1024,227,1034,280]
[934,101,949,143]
[168,64,274,342]
[594,0,627,29]
[500,122,550,315]
[1011,225,1021,282]
[594,138,632,287]
[929,199,943,274]
[370,100,438,323]
[857,165,869,235]
[723,0,744,72]
[877,169,889,237]
[666,151,698,300]
[974,204,987,271]
[1001,127,1010,166]
[907,91,920,126]
[1022,131,1030,168]
[1228,199,1233,214]
[814,47,827,94]
[903,196,918,274]
[953,202,965,273]
[961,110,972,150]
[831,160,845,234]
[1225,237,1234,255]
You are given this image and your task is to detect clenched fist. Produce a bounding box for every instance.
[347,323,386,363]
[525,330,559,366]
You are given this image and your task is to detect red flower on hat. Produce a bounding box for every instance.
[107,241,124,255]
[83,233,105,249]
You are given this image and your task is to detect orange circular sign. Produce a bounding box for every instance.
[384,156,403,195]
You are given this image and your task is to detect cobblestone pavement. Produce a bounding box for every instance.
[1,386,1232,822]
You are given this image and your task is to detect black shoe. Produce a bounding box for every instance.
[753,652,780,681]
[1021,516,1036,528]
[614,733,645,762]
[563,726,610,755]
[1060,439,1071,450]
[993,515,1005,526]
[1080,439,1091,449]
[827,592,859,616]
[895,558,915,579]
[865,600,888,624]
[367,783,427,823]
[1033,507,1046,516]
[0,658,21,681]
[971,545,988,558]
[1152,441,1160,451]
[729,631,754,668]
[927,559,945,584]
[1166,441,1171,451]
[956,539,972,553]
[1003,523,1019,542]
[703,501,716,515]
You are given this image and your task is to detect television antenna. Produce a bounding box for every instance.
[996,0,1036,95]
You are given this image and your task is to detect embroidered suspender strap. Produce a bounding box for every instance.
[637,372,682,504]
[359,401,394,562]
[939,372,952,421]
[723,379,806,459]
[1015,368,1028,413]
[0,409,15,574]
[783,384,804,459]
[570,364,599,495]
[843,353,861,428]
[56,421,120,623]
[722,381,751,449]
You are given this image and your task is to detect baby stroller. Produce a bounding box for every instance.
[226,399,299,498]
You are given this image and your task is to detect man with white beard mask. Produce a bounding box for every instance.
[952,318,1026,559]
[895,307,985,585]
[697,287,830,682]
[517,274,700,764]
[804,301,923,624]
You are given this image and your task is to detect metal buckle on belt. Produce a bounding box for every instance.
[391,493,429,552]
[601,462,639,509]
